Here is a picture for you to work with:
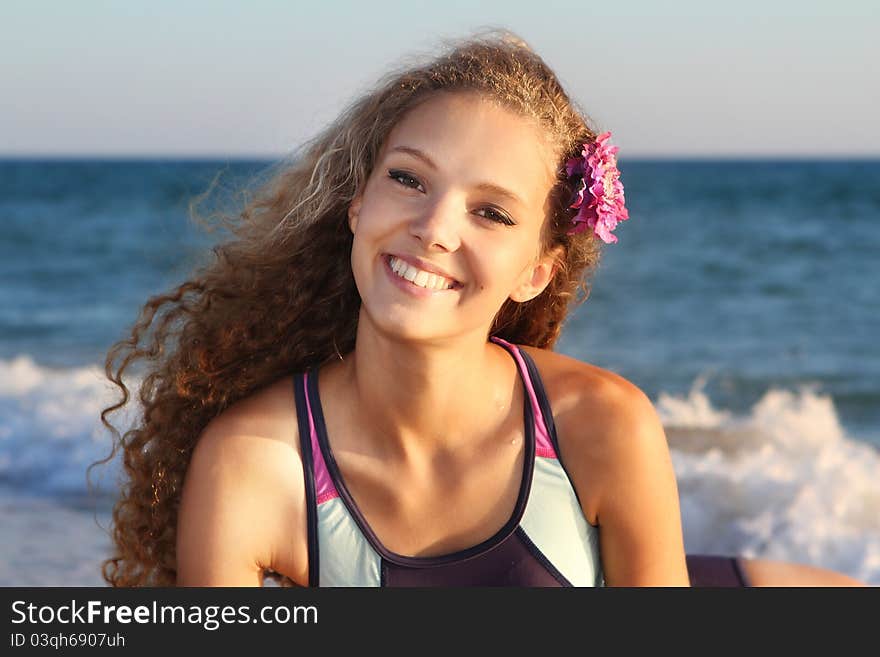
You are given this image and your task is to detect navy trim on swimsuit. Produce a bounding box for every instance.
[293,373,320,587]
[731,557,751,587]
[305,340,537,568]
[517,347,596,528]
[514,527,573,587]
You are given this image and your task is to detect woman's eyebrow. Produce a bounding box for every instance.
[388,145,438,170]
[387,145,525,206]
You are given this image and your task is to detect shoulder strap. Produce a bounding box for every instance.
[293,371,320,587]
[490,337,558,459]
[516,347,562,458]
[515,348,587,510]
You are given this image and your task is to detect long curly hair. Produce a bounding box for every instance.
[92,29,605,586]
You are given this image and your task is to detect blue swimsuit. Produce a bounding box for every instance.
[292,336,749,587]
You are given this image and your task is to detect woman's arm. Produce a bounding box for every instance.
[176,396,304,587]
[176,421,272,586]
[739,558,867,587]
[562,371,691,586]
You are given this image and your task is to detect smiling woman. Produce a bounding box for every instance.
[94,30,865,588]
[346,91,562,346]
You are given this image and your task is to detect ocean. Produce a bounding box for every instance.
[1,158,878,585]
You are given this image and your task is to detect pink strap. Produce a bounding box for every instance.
[490,337,558,459]
[303,372,340,505]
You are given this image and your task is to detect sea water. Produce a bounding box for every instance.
[1,158,878,585]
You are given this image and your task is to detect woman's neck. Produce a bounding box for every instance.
[329,321,518,464]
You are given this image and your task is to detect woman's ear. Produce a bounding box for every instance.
[348,194,363,233]
[509,246,563,303]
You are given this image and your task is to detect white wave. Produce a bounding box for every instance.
[0,355,140,497]
[658,377,880,584]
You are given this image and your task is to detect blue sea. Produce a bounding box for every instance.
[1,158,878,585]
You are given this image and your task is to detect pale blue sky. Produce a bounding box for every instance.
[2,0,877,157]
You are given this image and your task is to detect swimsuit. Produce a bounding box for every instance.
[685,555,751,587]
[292,335,750,587]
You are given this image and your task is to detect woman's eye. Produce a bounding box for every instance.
[387,170,514,226]
[388,170,424,192]
[475,207,516,226]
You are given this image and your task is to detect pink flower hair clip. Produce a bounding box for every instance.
[565,131,629,244]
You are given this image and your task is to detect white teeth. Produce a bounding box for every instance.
[413,270,430,287]
[389,257,455,291]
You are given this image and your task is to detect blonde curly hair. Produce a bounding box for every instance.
[93,29,604,586]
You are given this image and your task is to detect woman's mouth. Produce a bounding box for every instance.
[382,254,462,296]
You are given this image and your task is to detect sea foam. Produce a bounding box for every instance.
[0,355,136,501]
[660,376,880,584]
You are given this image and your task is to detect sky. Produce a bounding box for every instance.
[2,0,878,158]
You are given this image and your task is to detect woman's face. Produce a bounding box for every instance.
[348,91,560,344]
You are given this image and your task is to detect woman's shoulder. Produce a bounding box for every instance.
[177,374,309,585]
[191,375,305,488]
[198,375,303,451]
[518,345,657,429]
[518,345,667,525]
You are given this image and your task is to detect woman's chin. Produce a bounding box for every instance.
[359,307,457,344]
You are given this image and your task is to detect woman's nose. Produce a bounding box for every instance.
[408,194,463,252]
